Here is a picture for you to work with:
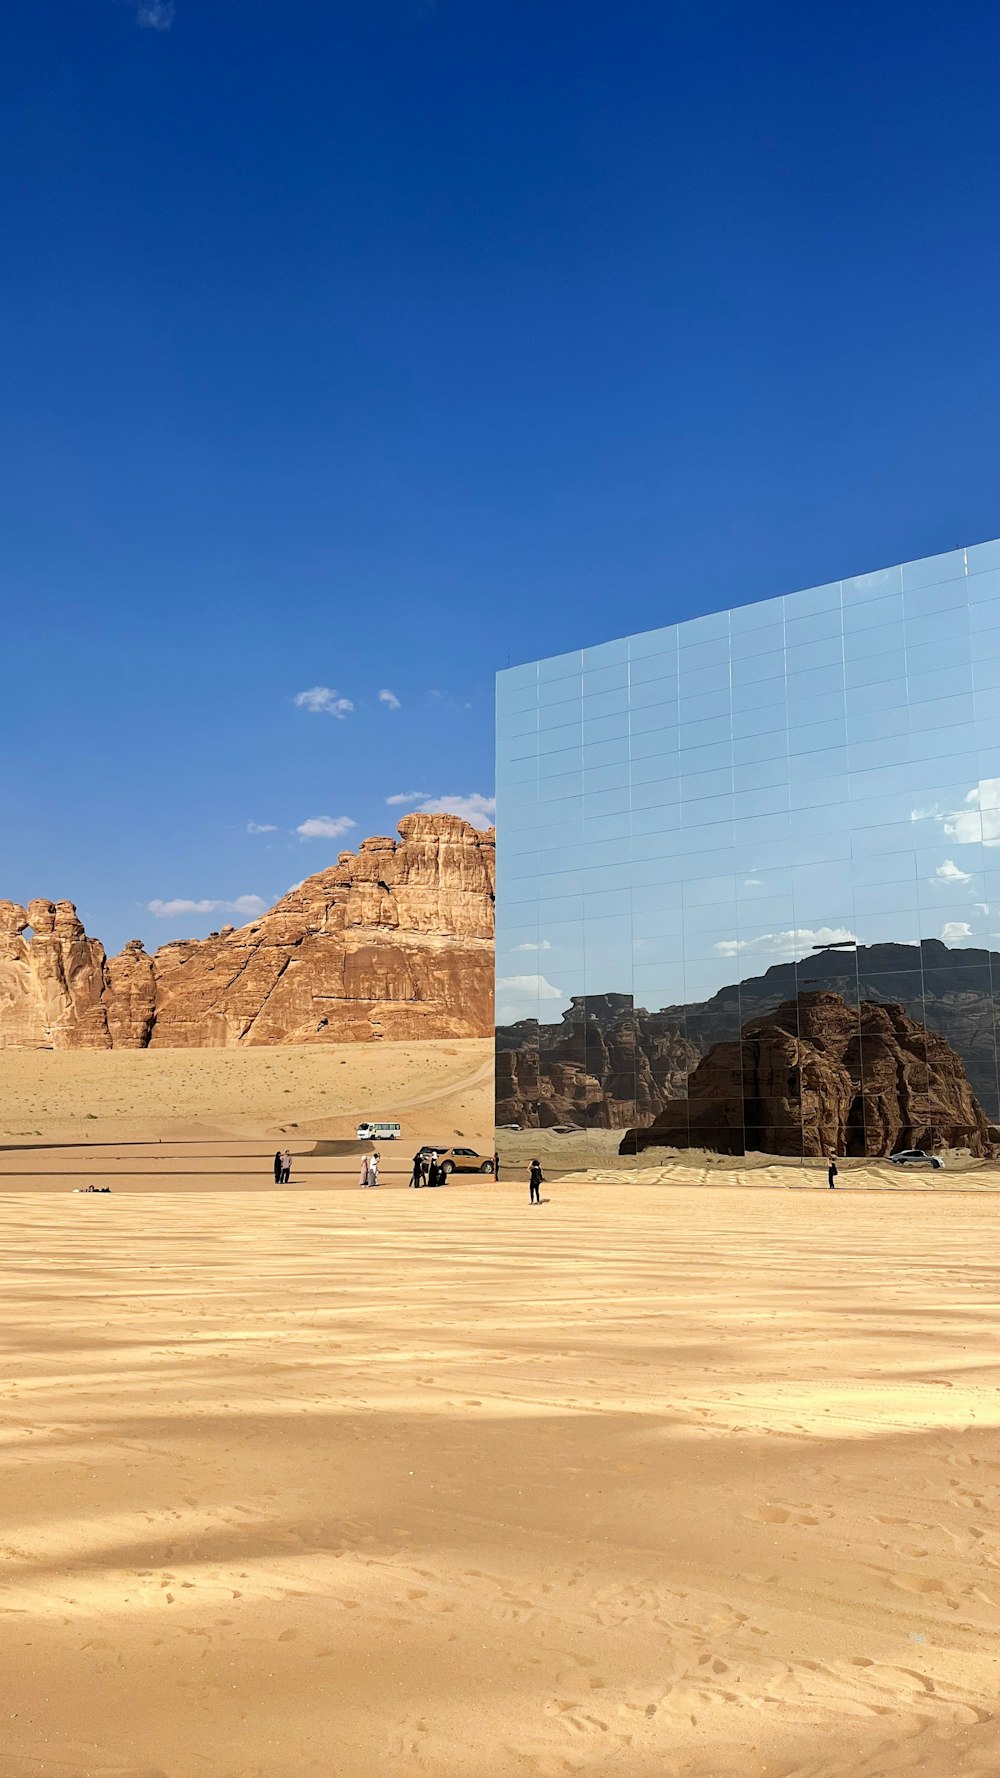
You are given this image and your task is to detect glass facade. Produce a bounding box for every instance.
[495,541,1000,1166]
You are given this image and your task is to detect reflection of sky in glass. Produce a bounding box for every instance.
[496,545,1000,1028]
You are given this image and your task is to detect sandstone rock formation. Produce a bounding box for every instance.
[105,941,157,1049]
[0,898,112,1049]
[620,991,997,1159]
[0,816,494,1049]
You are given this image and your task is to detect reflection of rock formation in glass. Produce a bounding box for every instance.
[495,940,1000,1134]
[495,994,698,1129]
[656,939,1000,1124]
[619,991,998,1159]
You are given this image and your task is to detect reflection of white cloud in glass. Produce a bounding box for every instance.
[941,921,974,942]
[496,973,563,1024]
[714,925,856,960]
[510,939,552,952]
[934,858,972,884]
[932,779,1000,847]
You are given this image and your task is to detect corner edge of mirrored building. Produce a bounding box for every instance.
[494,538,1000,1176]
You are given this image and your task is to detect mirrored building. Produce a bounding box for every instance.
[495,541,1000,1165]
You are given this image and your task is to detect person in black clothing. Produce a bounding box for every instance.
[426,1153,441,1189]
[828,1154,838,1189]
[273,1150,282,1185]
[410,1151,426,1188]
[492,1151,500,1181]
[529,1158,543,1204]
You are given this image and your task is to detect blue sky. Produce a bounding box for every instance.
[3,0,1000,954]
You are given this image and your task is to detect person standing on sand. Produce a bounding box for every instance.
[426,1152,440,1189]
[359,1154,370,1189]
[410,1150,425,1188]
[280,1148,292,1184]
[828,1154,838,1189]
[529,1158,543,1204]
[368,1151,380,1188]
[492,1151,500,1181]
[273,1150,282,1185]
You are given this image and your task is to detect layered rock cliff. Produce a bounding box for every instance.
[620,991,997,1159]
[0,815,495,1049]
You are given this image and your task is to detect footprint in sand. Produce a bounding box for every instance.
[747,1502,821,1527]
[387,1715,430,1758]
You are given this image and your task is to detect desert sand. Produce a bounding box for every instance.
[0,1049,998,1774]
[0,1037,493,1147]
[0,1184,998,1774]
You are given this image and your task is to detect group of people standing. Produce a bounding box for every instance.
[271,1143,544,1200]
[410,1149,439,1188]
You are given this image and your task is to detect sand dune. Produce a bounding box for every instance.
[0,1179,997,1775]
[0,1038,494,1146]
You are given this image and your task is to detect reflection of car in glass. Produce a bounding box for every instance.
[496,1122,521,1131]
[889,1149,944,1169]
[418,1145,494,1178]
[551,1124,584,1134]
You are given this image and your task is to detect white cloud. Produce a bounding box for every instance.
[941,921,974,943]
[246,821,277,835]
[295,815,358,841]
[387,791,496,829]
[134,0,175,26]
[378,688,401,711]
[129,0,174,25]
[714,925,856,960]
[385,790,425,806]
[511,939,552,952]
[148,894,266,920]
[294,687,354,719]
[976,902,990,915]
[934,858,973,884]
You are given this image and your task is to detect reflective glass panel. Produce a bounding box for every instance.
[497,541,1000,1170]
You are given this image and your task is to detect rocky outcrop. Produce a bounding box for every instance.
[105,941,157,1049]
[0,816,495,1049]
[620,991,997,1159]
[0,899,112,1049]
